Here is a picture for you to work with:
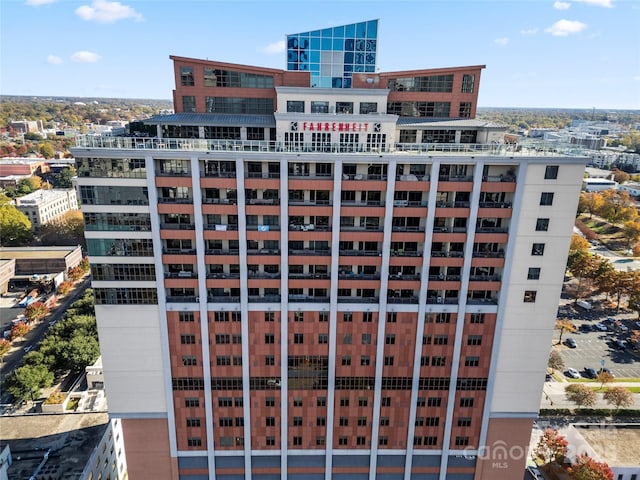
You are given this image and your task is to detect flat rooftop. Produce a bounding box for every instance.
[576,424,640,466]
[0,246,80,261]
[15,189,73,205]
[0,412,109,479]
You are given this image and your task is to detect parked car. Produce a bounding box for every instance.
[618,324,629,333]
[595,323,608,332]
[598,368,614,378]
[545,373,553,382]
[528,466,545,480]
[579,324,593,332]
[613,339,627,350]
[583,367,597,379]
[566,368,580,379]
[635,321,640,329]
[564,337,577,348]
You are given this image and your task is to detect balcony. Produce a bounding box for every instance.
[482,175,516,183]
[340,225,384,232]
[247,249,281,256]
[338,296,379,303]
[429,275,461,281]
[289,224,330,232]
[205,249,240,255]
[166,296,198,303]
[162,248,196,255]
[288,249,331,256]
[248,272,281,279]
[158,197,192,204]
[160,223,195,230]
[203,224,238,231]
[342,173,387,181]
[426,297,459,305]
[467,297,499,305]
[288,273,330,279]
[248,295,281,303]
[207,272,240,279]
[246,172,280,179]
[341,200,385,207]
[288,200,332,206]
[157,170,190,177]
[247,225,280,231]
[475,227,509,234]
[438,175,474,182]
[288,295,330,303]
[208,295,240,303]
[395,174,430,181]
[387,296,419,304]
[388,273,420,281]
[246,199,280,205]
[165,271,197,279]
[431,251,464,258]
[479,202,512,208]
[469,275,502,281]
[472,251,505,258]
[338,273,380,280]
[202,198,237,205]
[339,250,381,257]
[391,226,425,233]
[393,200,428,207]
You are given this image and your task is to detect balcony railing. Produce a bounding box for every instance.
[467,297,499,305]
[288,200,332,206]
[247,225,280,231]
[288,295,330,303]
[438,175,474,182]
[338,296,379,303]
[202,198,237,205]
[339,250,381,257]
[247,249,281,255]
[338,273,381,280]
[472,251,505,258]
[289,224,331,232]
[160,223,195,230]
[342,173,387,181]
[207,272,240,279]
[165,271,196,279]
[387,296,419,304]
[208,296,240,303]
[203,224,238,231]
[205,249,240,255]
[469,275,502,281]
[426,297,459,304]
[391,226,425,232]
[288,273,330,279]
[246,172,281,179]
[246,199,280,205]
[166,296,198,303]
[158,197,193,204]
[475,227,509,233]
[341,200,385,207]
[248,295,281,303]
[74,135,585,158]
[429,275,461,281]
[388,274,420,281]
[393,200,428,207]
[248,272,281,279]
[340,225,384,232]
[288,249,331,256]
[395,174,430,181]
[163,248,196,255]
[479,202,512,208]
[431,251,464,258]
[390,250,422,257]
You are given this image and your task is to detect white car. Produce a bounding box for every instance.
[566,368,580,379]
[595,323,608,332]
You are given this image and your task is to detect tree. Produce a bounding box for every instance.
[578,192,604,219]
[567,453,614,480]
[533,428,568,464]
[565,383,597,408]
[0,203,33,246]
[51,166,77,188]
[24,301,49,323]
[16,176,41,196]
[548,349,565,371]
[67,265,84,282]
[0,339,10,361]
[566,251,600,300]
[612,168,630,184]
[57,281,74,296]
[603,386,634,410]
[38,210,85,246]
[596,371,614,390]
[37,142,55,158]
[569,234,590,253]
[5,364,54,403]
[555,319,577,345]
[622,220,640,250]
[598,189,637,225]
[10,322,31,341]
[60,335,100,373]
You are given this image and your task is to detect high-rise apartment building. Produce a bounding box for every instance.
[72,20,586,480]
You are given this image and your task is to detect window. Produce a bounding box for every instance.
[336,101,354,114]
[380,417,390,426]
[287,101,305,113]
[293,397,302,407]
[214,311,228,322]
[458,102,472,118]
[385,334,396,345]
[339,416,349,426]
[528,267,541,280]
[379,436,388,446]
[356,436,366,446]
[360,102,378,114]
[460,397,474,407]
[316,436,326,446]
[532,243,545,256]
[265,334,275,344]
[358,397,368,407]
[524,290,537,303]
[358,417,367,426]
[455,436,470,447]
[318,333,328,344]
[216,356,231,366]
[311,101,329,113]
[317,416,326,426]
[467,335,482,346]
[338,437,348,446]
[470,313,485,324]
[416,397,426,407]
[265,355,275,366]
[431,356,446,367]
[544,165,559,179]
[361,355,371,366]
[382,397,391,407]
[180,66,194,86]
[181,334,196,345]
[426,417,440,426]
[363,312,373,323]
[536,218,550,231]
[294,333,304,344]
[219,417,233,427]
[540,192,554,206]
[266,417,275,427]
[265,397,275,407]
[185,398,200,407]
[465,356,480,367]
[343,312,353,322]
[343,334,352,344]
[293,416,303,426]
[232,334,241,344]
[293,436,302,446]
[342,355,351,366]
[458,417,472,427]
[428,397,442,407]
[317,396,326,407]
[294,311,304,322]
[415,417,425,426]
[362,333,372,345]
[461,74,475,93]
[340,397,350,407]
[233,356,242,366]
[264,312,275,322]
[235,397,243,407]
[215,334,229,344]
[179,312,195,322]
[182,356,197,366]
[434,335,448,345]
[384,356,394,366]
[182,96,196,113]
[235,417,244,426]
[266,436,275,446]
[319,312,328,322]
[187,437,202,447]
[387,312,397,323]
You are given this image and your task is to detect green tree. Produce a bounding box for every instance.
[51,166,77,188]
[565,383,596,408]
[60,335,100,373]
[37,142,55,158]
[22,350,55,369]
[5,364,54,402]
[0,203,33,246]
[603,386,634,410]
[15,176,41,196]
[568,453,614,480]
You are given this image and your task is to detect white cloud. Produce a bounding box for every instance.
[495,37,509,46]
[572,0,613,7]
[26,0,56,5]
[633,76,640,81]
[47,54,63,64]
[259,40,285,54]
[545,19,587,36]
[75,0,143,23]
[520,28,539,35]
[71,51,101,63]
[553,1,571,9]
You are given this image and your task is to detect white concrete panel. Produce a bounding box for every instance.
[95,304,168,415]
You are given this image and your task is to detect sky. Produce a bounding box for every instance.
[1,0,639,109]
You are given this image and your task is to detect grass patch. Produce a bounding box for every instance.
[566,378,593,383]
[613,378,640,383]
[586,385,640,393]
[66,397,79,411]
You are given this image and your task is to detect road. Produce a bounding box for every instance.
[0,277,90,381]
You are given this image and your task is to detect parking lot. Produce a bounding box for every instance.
[555,314,640,379]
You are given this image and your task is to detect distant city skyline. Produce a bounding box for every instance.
[1,0,639,109]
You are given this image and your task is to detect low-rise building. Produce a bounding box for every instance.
[582,177,618,192]
[15,188,78,230]
[618,182,640,197]
[0,157,49,176]
[0,245,83,276]
[0,259,16,295]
